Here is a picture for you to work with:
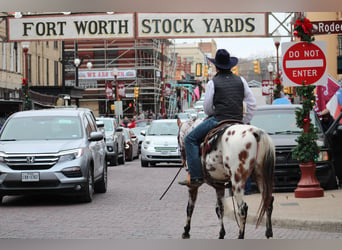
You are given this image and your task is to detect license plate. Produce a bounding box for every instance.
[21,172,40,182]
[161,151,169,155]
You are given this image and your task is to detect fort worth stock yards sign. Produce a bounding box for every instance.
[7,13,267,41]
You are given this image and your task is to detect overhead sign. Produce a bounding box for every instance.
[78,69,136,80]
[282,41,327,86]
[311,20,342,35]
[136,13,267,38]
[7,13,135,41]
[7,12,267,41]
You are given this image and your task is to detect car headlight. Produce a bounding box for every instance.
[0,152,5,163]
[58,148,84,163]
[142,139,151,150]
[316,150,329,161]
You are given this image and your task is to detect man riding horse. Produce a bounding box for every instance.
[178,49,257,187]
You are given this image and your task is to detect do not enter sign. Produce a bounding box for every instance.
[282,41,327,86]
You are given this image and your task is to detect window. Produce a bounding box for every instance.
[37,56,41,85]
[27,54,32,83]
[46,59,49,85]
[54,61,59,86]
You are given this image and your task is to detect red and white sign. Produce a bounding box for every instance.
[105,83,113,100]
[282,41,327,87]
[262,80,271,96]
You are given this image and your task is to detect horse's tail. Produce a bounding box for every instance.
[253,128,275,227]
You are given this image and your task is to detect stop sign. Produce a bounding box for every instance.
[282,41,327,86]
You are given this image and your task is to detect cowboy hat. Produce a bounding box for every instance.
[207,49,238,70]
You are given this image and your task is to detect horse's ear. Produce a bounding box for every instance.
[177,118,182,128]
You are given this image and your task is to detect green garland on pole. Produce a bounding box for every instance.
[291,14,319,163]
[21,78,31,110]
[292,83,320,162]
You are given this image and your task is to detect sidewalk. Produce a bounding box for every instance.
[224,189,342,233]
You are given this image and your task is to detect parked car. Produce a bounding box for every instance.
[134,119,153,128]
[250,104,339,192]
[122,128,139,161]
[194,100,204,112]
[131,126,149,154]
[96,117,125,166]
[140,119,182,167]
[0,108,108,203]
[175,112,191,122]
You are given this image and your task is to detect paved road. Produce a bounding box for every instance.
[0,158,341,239]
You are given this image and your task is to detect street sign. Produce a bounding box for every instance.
[282,41,327,86]
[311,20,342,35]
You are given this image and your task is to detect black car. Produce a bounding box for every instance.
[250,104,340,192]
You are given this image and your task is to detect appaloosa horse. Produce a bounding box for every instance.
[177,117,275,239]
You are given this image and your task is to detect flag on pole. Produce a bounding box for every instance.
[315,75,340,116]
[326,88,342,120]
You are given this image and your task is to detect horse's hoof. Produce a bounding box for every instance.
[182,233,190,239]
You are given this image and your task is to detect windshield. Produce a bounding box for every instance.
[0,116,83,140]
[250,109,321,134]
[176,113,190,119]
[148,121,179,136]
[99,119,114,131]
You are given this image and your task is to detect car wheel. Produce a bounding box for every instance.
[118,145,126,165]
[141,159,149,167]
[94,161,108,193]
[128,148,133,161]
[111,153,118,166]
[80,166,94,203]
[0,195,3,205]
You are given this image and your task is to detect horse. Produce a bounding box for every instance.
[177,117,275,239]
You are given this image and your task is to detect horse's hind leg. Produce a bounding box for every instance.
[182,187,199,239]
[265,196,274,238]
[214,186,226,239]
[234,191,248,239]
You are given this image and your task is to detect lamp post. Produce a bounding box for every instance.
[22,42,30,80]
[273,31,281,78]
[113,68,120,101]
[267,63,274,104]
[160,81,165,116]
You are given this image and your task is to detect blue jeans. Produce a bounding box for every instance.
[184,116,218,180]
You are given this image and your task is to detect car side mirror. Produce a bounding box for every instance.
[141,130,146,136]
[96,120,104,128]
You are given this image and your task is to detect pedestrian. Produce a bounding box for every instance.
[122,116,129,127]
[128,117,136,128]
[320,109,334,132]
[178,49,257,187]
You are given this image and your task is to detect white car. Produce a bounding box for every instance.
[140,119,181,167]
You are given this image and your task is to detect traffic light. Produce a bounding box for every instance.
[231,65,238,75]
[195,63,202,77]
[134,87,139,98]
[253,60,260,74]
[203,65,208,77]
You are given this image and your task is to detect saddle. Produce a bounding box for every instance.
[200,119,244,187]
[200,119,243,156]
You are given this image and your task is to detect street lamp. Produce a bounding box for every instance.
[160,81,165,115]
[112,68,120,101]
[73,55,92,107]
[273,31,281,78]
[267,63,274,104]
[22,42,30,80]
